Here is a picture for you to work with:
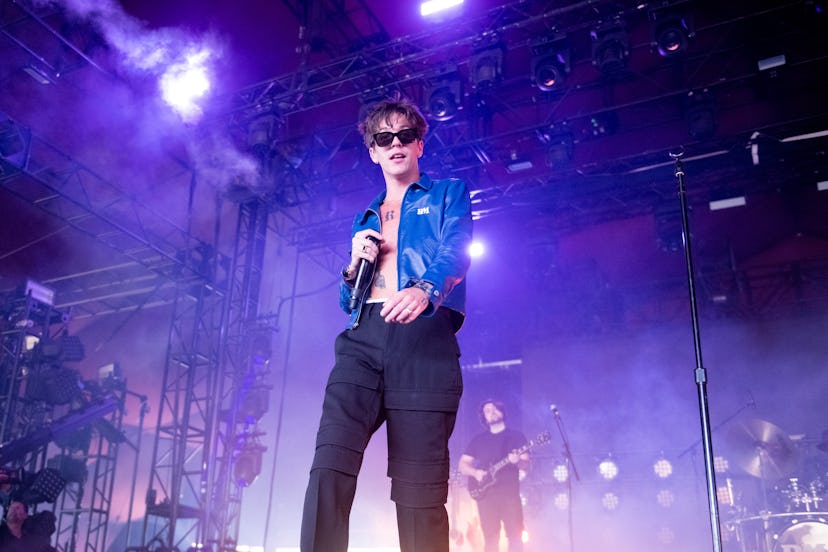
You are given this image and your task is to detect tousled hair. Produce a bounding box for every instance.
[358,94,428,148]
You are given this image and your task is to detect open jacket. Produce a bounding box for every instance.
[340,173,473,330]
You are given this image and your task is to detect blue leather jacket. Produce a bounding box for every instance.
[340,173,473,331]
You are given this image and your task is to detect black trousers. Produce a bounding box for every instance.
[476,491,524,552]
[300,303,463,552]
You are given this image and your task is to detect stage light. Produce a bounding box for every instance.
[470,44,504,90]
[39,335,86,362]
[505,151,533,173]
[649,4,693,58]
[468,241,485,258]
[420,0,463,17]
[601,491,620,510]
[758,54,786,71]
[552,463,569,483]
[709,186,746,211]
[21,468,66,504]
[27,365,81,405]
[717,478,735,506]
[597,457,618,480]
[541,128,574,168]
[553,492,569,510]
[21,278,55,306]
[709,195,746,211]
[159,46,212,123]
[426,68,462,122]
[234,440,266,487]
[656,488,676,508]
[653,458,673,478]
[531,34,570,92]
[239,385,270,422]
[591,21,629,74]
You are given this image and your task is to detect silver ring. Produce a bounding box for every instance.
[404,308,413,314]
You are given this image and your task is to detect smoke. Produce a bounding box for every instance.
[31,0,260,191]
[38,0,223,73]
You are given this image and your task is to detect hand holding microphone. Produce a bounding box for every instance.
[347,231,382,310]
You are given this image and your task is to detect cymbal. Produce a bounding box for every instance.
[726,419,799,479]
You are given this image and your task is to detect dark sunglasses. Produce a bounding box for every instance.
[372,128,420,147]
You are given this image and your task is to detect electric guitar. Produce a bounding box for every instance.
[467,431,551,500]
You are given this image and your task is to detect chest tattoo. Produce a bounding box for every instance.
[373,273,386,289]
[384,210,395,222]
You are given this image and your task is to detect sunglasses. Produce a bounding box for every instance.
[372,128,420,147]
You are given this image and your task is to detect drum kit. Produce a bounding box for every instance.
[721,419,828,552]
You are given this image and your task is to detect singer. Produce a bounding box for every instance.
[300,95,473,552]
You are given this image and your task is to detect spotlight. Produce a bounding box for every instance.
[425,67,462,122]
[717,478,735,506]
[540,128,574,168]
[420,0,463,17]
[239,384,270,422]
[553,492,569,510]
[468,242,485,258]
[591,21,629,74]
[26,365,81,405]
[656,488,676,508]
[713,456,730,473]
[597,457,618,480]
[653,458,673,478]
[601,491,620,510]
[470,44,504,90]
[39,335,85,362]
[505,150,533,173]
[21,468,66,504]
[531,34,570,92]
[649,4,693,58]
[234,440,266,487]
[158,46,213,123]
[552,463,569,483]
[20,278,55,306]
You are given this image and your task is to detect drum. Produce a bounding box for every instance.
[771,518,828,552]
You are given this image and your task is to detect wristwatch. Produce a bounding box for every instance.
[410,279,434,296]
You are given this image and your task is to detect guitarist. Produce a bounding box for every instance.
[458,399,529,552]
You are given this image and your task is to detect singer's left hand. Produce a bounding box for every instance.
[380,286,429,324]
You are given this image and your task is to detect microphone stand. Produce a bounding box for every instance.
[671,150,724,552]
[552,409,579,552]
[677,398,754,459]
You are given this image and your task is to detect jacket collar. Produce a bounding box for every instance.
[360,173,431,224]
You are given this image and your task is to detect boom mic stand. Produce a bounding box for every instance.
[671,150,724,552]
[551,407,580,552]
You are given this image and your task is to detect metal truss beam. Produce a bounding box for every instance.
[0,113,222,284]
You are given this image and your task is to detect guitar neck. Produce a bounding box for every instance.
[488,439,534,476]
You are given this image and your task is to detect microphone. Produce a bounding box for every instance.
[348,236,379,311]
